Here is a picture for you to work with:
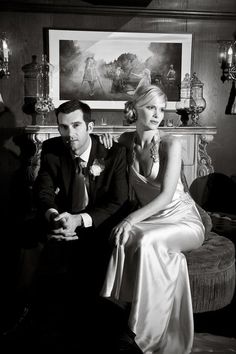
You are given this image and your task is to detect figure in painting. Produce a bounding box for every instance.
[111,66,124,94]
[132,68,152,94]
[82,56,100,96]
[166,64,176,84]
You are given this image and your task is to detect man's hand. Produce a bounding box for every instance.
[49,211,64,230]
[47,212,83,242]
[47,231,78,242]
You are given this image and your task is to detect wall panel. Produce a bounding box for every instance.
[0,4,235,176]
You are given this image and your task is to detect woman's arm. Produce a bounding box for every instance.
[110,136,182,246]
[127,136,182,225]
[98,131,134,150]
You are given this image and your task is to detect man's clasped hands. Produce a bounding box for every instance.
[47,211,83,242]
[47,209,133,247]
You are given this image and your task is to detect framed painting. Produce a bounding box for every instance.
[48,29,192,110]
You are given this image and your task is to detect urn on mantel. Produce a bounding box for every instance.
[22,55,38,124]
[35,54,54,125]
[176,73,206,126]
[22,54,55,125]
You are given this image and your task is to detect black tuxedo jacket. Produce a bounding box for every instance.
[33,134,129,229]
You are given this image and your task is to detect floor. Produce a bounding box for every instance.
[192,293,236,353]
[192,333,236,353]
[1,292,236,354]
[1,264,236,354]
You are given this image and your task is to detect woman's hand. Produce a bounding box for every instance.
[110,218,132,246]
[99,133,114,149]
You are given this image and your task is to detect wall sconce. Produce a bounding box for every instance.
[218,40,236,82]
[218,37,236,114]
[0,33,10,78]
[176,72,206,126]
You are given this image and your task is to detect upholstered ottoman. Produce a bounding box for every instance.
[187,173,236,313]
[184,232,235,313]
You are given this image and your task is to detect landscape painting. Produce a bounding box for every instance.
[49,30,192,110]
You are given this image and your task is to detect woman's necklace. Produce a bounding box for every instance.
[150,133,161,163]
[132,132,161,177]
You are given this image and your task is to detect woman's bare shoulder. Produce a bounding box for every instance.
[160,133,181,149]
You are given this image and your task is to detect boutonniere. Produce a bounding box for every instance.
[89,158,105,179]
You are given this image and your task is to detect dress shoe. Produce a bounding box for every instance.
[1,303,33,339]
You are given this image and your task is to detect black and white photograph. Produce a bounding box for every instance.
[0,1,236,354]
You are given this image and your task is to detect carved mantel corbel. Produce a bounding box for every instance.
[198,134,215,177]
[26,131,45,186]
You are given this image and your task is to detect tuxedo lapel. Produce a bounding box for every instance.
[86,135,107,204]
[87,135,98,170]
[86,136,98,201]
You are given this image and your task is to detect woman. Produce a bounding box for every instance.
[100,85,205,354]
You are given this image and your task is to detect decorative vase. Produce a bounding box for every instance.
[35,54,54,125]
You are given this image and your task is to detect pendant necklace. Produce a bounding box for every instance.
[150,133,161,163]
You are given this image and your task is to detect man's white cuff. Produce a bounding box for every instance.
[80,213,92,228]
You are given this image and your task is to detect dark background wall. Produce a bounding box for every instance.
[0,0,236,176]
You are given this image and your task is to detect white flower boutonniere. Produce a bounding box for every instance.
[89,158,105,179]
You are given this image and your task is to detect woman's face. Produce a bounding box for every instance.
[135,95,166,130]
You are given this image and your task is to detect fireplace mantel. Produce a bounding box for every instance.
[25,125,217,187]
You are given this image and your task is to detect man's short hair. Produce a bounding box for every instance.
[55,99,92,125]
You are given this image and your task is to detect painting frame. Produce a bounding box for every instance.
[48,29,192,110]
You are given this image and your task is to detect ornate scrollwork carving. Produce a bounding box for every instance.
[26,132,45,186]
[197,134,214,177]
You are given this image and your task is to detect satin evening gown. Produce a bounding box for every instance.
[101,156,205,354]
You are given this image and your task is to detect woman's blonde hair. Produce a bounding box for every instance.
[124,85,167,124]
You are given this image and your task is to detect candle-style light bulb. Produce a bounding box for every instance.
[227,45,233,66]
[2,39,9,62]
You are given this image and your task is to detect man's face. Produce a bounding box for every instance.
[58,109,94,155]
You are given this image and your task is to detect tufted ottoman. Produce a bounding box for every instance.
[184,232,235,313]
[187,173,236,313]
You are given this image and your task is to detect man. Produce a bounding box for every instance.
[33,99,129,285]
[3,99,142,354]
[35,99,128,234]
[32,99,141,353]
